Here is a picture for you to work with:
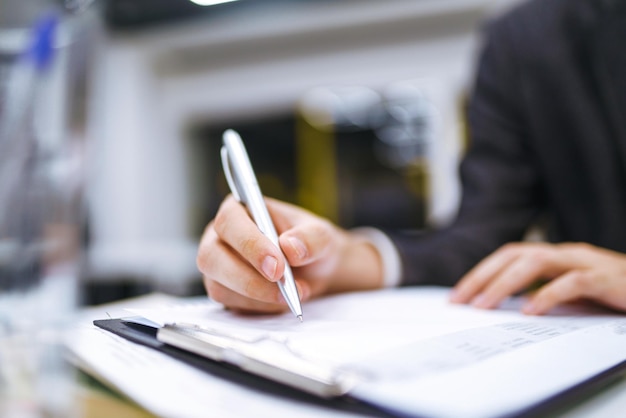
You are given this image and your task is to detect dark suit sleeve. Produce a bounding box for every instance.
[388,17,545,287]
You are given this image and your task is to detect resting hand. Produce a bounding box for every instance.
[197,195,384,314]
[450,242,626,314]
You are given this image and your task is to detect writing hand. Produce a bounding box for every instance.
[197,195,384,314]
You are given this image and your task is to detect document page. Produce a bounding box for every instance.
[128,287,626,418]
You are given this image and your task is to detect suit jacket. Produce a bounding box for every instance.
[390,0,626,287]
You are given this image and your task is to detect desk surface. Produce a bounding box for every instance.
[79,375,626,418]
[78,385,154,418]
[70,292,626,418]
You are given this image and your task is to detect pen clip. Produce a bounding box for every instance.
[221,145,242,203]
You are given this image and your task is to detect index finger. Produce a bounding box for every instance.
[450,244,521,303]
[522,270,595,315]
[213,195,287,282]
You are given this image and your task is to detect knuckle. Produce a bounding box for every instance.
[243,277,274,303]
[560,242,591,254]
[499,242,521,256]
[243,277,256,297]
[239,236,261,258]
[569,270,591,287]
[574,242,592,251]
[525,248,551,267]
[196,234,217,274]
[313,220,334,242]
[213,209,228,236]
[213,196,238,234]
[196,246,213,274]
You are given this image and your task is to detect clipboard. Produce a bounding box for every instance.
[92,318,392,418]
[93,317,626,418]
[91,286,626,418]
[156,322,356,398]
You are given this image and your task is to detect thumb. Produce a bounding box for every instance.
[279,220,340,268]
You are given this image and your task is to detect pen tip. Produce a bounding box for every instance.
[297,315,303,323]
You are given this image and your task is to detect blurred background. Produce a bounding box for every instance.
[0,0,522,306]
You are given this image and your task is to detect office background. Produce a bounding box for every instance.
[0,0,522,304]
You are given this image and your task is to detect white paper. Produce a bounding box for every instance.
[129,287,626,418]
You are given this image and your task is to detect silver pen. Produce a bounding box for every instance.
[220,129,303,321]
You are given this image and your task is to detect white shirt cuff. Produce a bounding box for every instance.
[351,227,402,288]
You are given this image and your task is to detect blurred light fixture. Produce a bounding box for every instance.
[188,0,239,5]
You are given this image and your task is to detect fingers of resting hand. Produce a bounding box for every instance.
[450,244,522,304]
[452,243,586,309]
[470,249,565,309]
[213,195,286,281]
[522,270,596,315]
[523,268,626,315]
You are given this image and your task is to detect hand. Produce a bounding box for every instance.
[449,242,626,314]
[197,195,384,314]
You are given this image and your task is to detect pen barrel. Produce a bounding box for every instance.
[246,193,302,317]
[221,129,302,318]
[278,266,302,317]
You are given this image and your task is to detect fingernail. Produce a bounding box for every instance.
[472,294,489,308]
[262,256,278,281]
[288,237,308,260]
[523,301,539,315]
[449,289,462,303]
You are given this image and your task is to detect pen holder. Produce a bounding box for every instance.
[0,7,89,417]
